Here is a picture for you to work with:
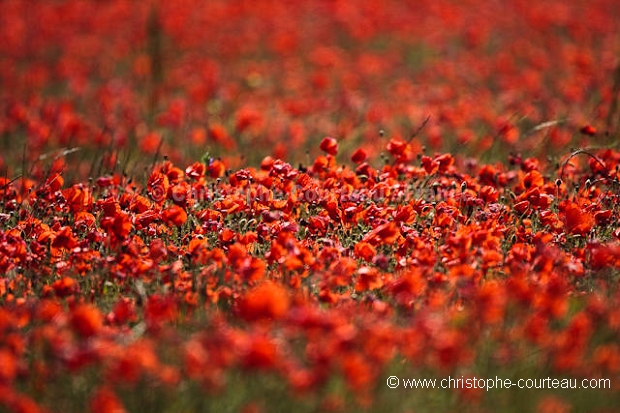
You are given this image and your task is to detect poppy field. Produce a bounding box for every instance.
[2,0,620,412]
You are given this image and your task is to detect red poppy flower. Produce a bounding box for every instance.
[63,185,92,212]
[560,201,594,236]
[52,277,79,298]
[434,153,454,172]
[95,176,114,188]
[134,210,159,229]
[70,304,103,338]
[363,221,400,245]
[479,185,499,202]
[421,156,439,175]
[140,132,162,154]
[522,170,544,190]
[341,352,373,391]
[241,258,267,283]
[0,349,17,382]
[145,295,178,329]
[75,211,96,228]
[209,123,229,144]
[147,171,169,203]
[189,127,207,146]
[100,211,132,239]
[45,172,64,192]
[594,209,612,226]
[351,148,368,164]
[237,281,290,322]
[129,195,151,213]
[319,137,338,155]
[185,162,205,179]
[386,138,407,157]
[241,334,278,370]
[355,267,383,292]
[89,386,127,413]
[393,205,416,224]
[235,106,263,132]
[161,205,187,227]
[260,156,275,171]
[207,159,226,178]
[109,298,137,326]
[354,242,376,262]
[51,226,78,250]
[169,182,190,206]
[513,200,530,214]
[108,340,159,384]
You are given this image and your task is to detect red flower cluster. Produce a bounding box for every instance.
[0,143,619,410]
[0,0,619,411]
[1,0,618,168]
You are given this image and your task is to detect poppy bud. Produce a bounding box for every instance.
[580,125,596,136]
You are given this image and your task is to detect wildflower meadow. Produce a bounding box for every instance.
[1,1,620,412]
